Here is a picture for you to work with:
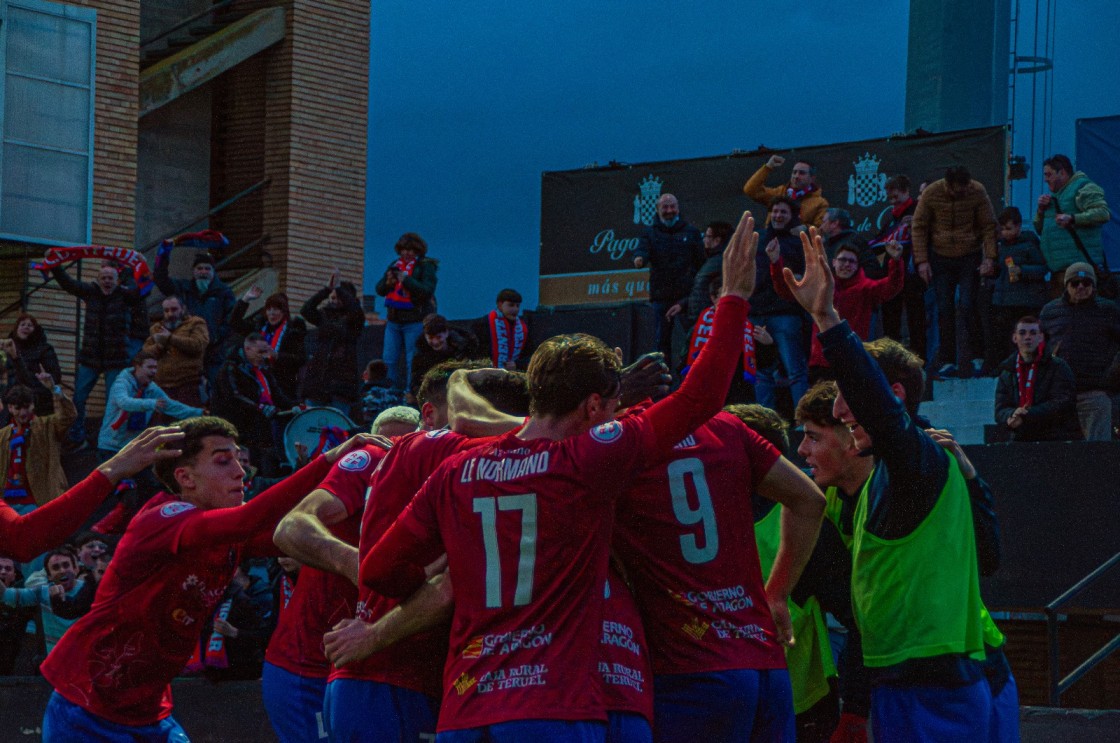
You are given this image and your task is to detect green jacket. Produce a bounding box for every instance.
[1033,172,1111,271]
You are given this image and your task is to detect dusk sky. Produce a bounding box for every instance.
[365,1,1120,320]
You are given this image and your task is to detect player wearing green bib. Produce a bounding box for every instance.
[780,229,1016,743]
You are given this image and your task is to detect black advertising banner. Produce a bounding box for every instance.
[540,126,1008,306]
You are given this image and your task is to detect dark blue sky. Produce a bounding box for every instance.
[365,1,1120,319]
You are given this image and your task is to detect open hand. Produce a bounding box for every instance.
[783,228,839,328]
[35,365,55,388]
[243,285,263,302]
[324,618,383,667]
[721,211,759,300]
[97,426,185,484]
[619,351,672,407]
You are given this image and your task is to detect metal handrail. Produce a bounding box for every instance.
[140,0,236,49]
[1044,551,1120,706]
[138,178,270,257]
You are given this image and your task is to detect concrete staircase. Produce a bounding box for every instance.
[918,376,998,445]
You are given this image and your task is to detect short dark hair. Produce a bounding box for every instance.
[825,208,852,229]
[161,294,186,309]
[770,195,798,214]
[192,252,216,267]
[423,314,449,335]
[998,206,1023,226]
[794,159,816,175]
[244,332,266,345]
[795,381,842,428]
[3,385,34,407]
[153,416,239,493]
[885,175,911,193]
[496,288,522,304]
[263,293,290,318]
[417,359,488,409]
[45,547,78,570]
[833,244,861,262]
[394,232,428,257]
[473,371,531,417]
[863,338,925,416]
[724,404,790,454]
[527,334,621,417]
[944,165,972,188]
[132,349,158,367]
[1015,314,1040,328]
[705,221,734,243]
[1043,154,1073,176]
[365,359,388,380]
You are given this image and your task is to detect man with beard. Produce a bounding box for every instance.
[751,197,810,409]
[143,295,209,408]
[154,252,237,389]
[744,155,829,228]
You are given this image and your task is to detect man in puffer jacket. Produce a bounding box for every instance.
[1033,154,1112,299]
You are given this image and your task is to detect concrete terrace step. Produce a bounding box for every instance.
[918,376,1001,445]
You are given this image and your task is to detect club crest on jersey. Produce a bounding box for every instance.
[338,450,371,472]
[426,429,450,439]
[160,501,196,518]
[590,421,623,444]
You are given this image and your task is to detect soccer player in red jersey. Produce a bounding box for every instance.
[0,426,182,563]
[264,440,389,743]
[359,212,764,742]
[612,396,824,743]
[319,360,526,743]
[39,416,373,742]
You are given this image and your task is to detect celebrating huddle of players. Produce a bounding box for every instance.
[2,213,1019,743]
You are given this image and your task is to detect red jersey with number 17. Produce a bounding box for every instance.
[613,412,786,676]
[264,445,382,678]
[376,416,658,731]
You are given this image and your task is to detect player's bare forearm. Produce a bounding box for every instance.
[758,458,825,602]
[369,571,453,650]
[447,369,523,435]
[274,511,360,584]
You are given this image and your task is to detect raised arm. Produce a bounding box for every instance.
[642,211,758,455]
[0,427,185,561]
[273,489,359,584]
[446,368,525,437]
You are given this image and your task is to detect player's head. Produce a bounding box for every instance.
[724,404,790,455]
[153,416,244,507]
[796,381,860,488]
[833,339,924,450]
[417,359,489,430]
[527,333,622,427]
[371,405,421,437]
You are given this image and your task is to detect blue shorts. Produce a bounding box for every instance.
[438,719,606,743]
[324,678,438,742]
[42,691,189,743]
[608,711,652,743]
[261,662,328,743]
[988,671,1020,743]
[653,668,795,743]
[870,678,991,743]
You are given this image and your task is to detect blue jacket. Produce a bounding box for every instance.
[97,370,202,452]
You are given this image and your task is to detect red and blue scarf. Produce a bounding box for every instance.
[681,306,756,382]
[488,310,527,367]
[384,258,417,310]
[34,246,154,297]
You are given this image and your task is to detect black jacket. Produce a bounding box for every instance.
[1039,295,1120,391]
[6,327,62,414]
[750,225,806,318]
[51,266,141,370]
[634,220,706,302]
[994,349,1082,442]
[153,260,236,354]
[230,301,307,401]
[409,326,478,396]
[300,285,365,402]
[374,257,438,325]
[213,350,293,447]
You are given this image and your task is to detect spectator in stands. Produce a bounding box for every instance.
[633,194,706,358]
[375,233,439,390]
[873,175,927,364]
[1040,263,1120,441]
[302,271,365,414]
[819,208,868,267]
[199,566,275,682]
[153,252,237,390]
[214,333,297,475]
[3,314,63,415]
[1034,154,1112,299]
[231,287,307,401]
[50,260,143,446]
[2,378,75,517]
[743,154,829,227]
[912,165,998,378]
[0,556,31,675]
[988,207,1048,370]
[112,260,152,360]
[771,241,903,382]
[472,289,532,371]
[669,220,733,328]
[750,196,810,410]
[994,316,1080,442]
[370,405,421,437]
[97,352,201,460]
[1,547,85,653]
[359,360,405,425]
[142,295,209,408]
[409,314,477,400]
[74,533,109,573]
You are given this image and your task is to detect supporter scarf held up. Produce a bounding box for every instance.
[488,310,527,368]
[681,306,756,382]
[384,258,417,310]
[153,229,230,271]
[33,245,154,296]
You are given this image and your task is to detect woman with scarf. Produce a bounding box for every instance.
[375,232,438,390]
[2,314,63,416]
[231,288,307,401]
